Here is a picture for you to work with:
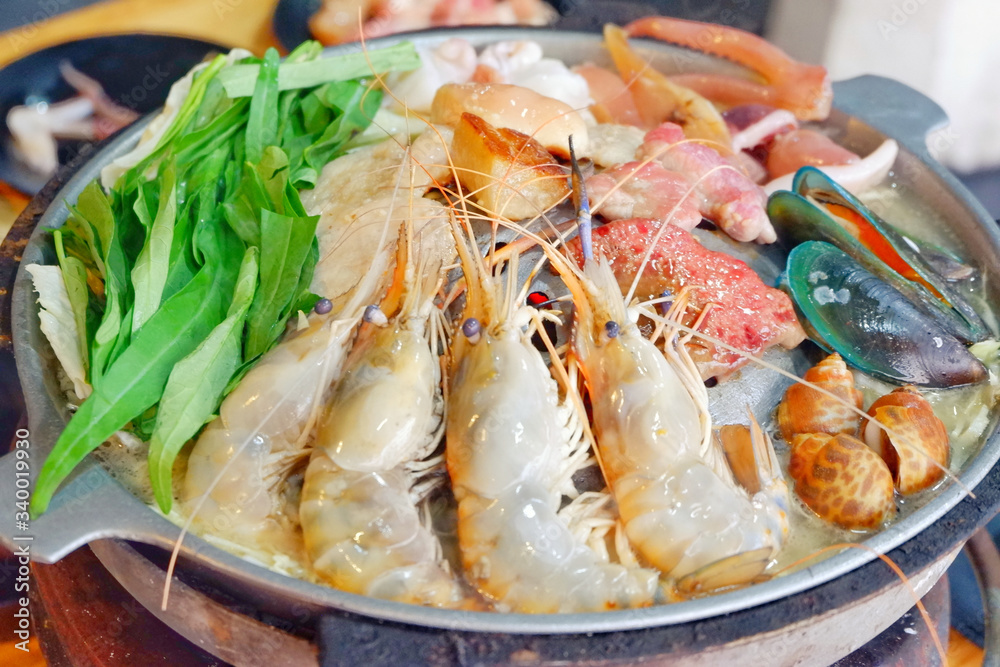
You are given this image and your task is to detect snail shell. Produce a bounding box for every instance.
[863,385,949,495]
[777,353,864,442]
[788,433,896,531]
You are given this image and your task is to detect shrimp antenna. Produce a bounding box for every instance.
[569,135,593,262]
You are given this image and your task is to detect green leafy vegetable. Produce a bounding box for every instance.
[295,80,382,189]
[74,182,129,388]
[217,41,420,97]
[130,161,177,332]
[30,40,420,517]
[148,247,259,513]
[246,208,318,358]
[32,243,241,513]
[246,49,280,165]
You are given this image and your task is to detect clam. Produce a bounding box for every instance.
[777,353,863,442]
[768,167,989,344]
[782,241,988,388]
[788,433,896,531]
[863,386,950,495]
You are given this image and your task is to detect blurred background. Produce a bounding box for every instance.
[770,0,1000,217]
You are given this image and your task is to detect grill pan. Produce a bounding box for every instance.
[2,27,1000,642]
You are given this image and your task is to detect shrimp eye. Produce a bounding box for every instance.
[364,305,388,327]
[659,290,674,316]
[603,320,620,342]
[462,317,482,344]
[313,298,333,315]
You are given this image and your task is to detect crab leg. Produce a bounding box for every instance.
[626,16,833,121]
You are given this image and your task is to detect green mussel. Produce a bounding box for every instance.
[782,241,987,388]
[768,167,990,344]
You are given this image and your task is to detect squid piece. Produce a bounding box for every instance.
[476,40,593,112]
[763,139,899,196]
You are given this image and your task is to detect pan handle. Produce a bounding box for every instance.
[0,451,164,564]
[831,75,948,161]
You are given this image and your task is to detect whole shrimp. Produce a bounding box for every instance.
[540,148,791,593]
[180,160,413,547]
[298,229,466,607]
[444,202,659,613]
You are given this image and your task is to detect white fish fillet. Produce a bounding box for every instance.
[302,128,456,308]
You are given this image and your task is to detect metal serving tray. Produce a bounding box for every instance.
[2,27,999,636]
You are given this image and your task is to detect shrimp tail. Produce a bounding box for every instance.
[675,547,773,595]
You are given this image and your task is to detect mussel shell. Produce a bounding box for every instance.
[768,167,990,343]
[794,168,987,337]
[783,241,988,388]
